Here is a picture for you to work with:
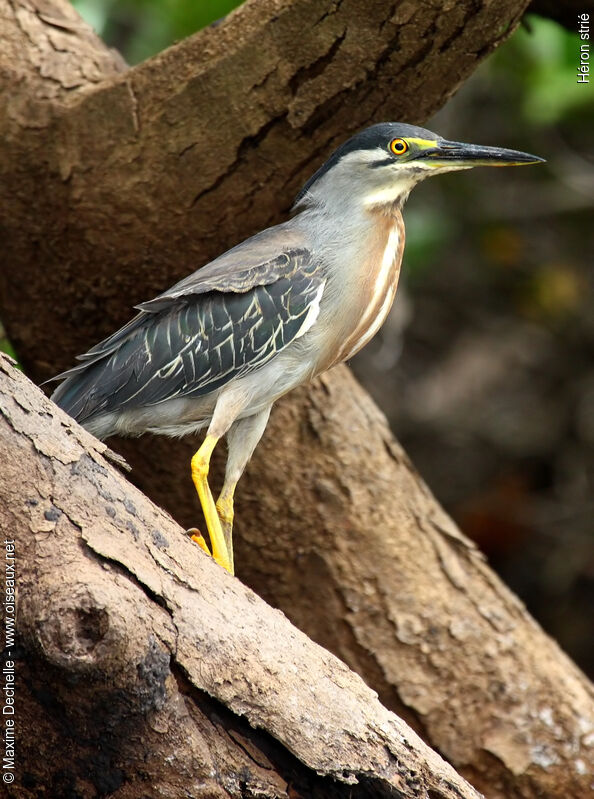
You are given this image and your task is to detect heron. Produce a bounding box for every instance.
[51,122,543,574]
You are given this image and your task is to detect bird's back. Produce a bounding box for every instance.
[51,223,325,437]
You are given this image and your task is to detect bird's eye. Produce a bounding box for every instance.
[389,138,408,156]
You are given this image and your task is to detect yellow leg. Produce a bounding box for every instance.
[190,435,234,574]
[216,481,236,573]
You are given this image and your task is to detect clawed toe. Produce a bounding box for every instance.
[187,527,211,555]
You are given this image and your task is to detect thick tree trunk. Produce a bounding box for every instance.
[236,369,594,798]
[1,2,592,798]
[0,354,484,799]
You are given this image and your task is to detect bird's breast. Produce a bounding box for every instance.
[325,210,405,368]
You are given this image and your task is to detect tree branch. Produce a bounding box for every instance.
[237,368,594,798]
[1,2,593,798]
[0,354,482,798]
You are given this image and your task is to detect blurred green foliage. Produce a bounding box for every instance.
[0,325,21,369]
[492,16,592,125]
[72,0,243,64]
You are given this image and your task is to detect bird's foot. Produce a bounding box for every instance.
[189,435,235,575]
[186,527,234,575]
[187,527,210,553]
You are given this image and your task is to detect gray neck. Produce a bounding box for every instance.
[292,191,402,268]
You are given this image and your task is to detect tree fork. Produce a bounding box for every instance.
[0,1,592,797]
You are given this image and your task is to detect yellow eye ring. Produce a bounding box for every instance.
[390,138,408,155]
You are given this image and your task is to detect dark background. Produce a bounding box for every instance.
[3,2,592,675]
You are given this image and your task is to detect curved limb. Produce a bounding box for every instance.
[216,483,236,562]
[190,433,233,573]
[216,407,272,573]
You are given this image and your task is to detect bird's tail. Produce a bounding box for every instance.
[48,312,148,439]
[50,361,115,440]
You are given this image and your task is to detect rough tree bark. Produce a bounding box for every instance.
[238,371,594,799]
[0,354,484,799]
[0,1,592,798]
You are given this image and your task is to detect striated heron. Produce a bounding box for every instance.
[51,123,543,574]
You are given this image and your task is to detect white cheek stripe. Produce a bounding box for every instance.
[363,183,411,207]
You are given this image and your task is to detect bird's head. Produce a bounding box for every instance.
[295,122,544,212]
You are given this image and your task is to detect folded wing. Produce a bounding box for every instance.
[51,238,325,425]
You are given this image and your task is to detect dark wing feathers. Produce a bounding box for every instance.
[51,247,323,424]
[136,248,308,312]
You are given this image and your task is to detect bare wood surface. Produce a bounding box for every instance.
[2,2,593,798]
[0,354,484,798]
[236,369,594,798]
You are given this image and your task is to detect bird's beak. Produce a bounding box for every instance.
[420,139,545,168]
